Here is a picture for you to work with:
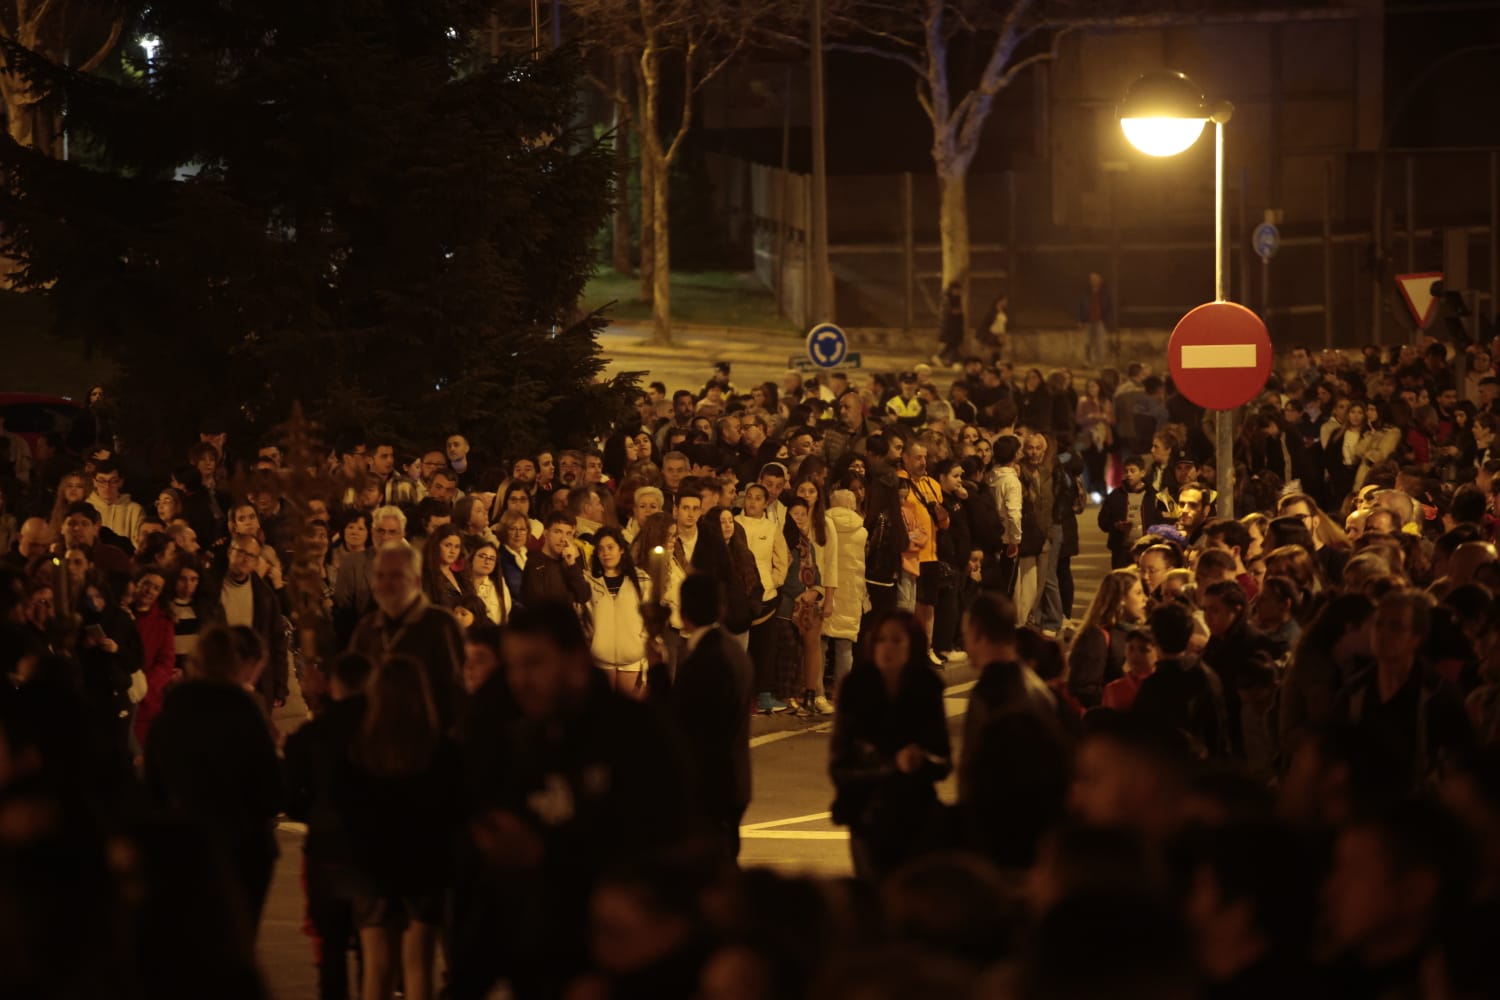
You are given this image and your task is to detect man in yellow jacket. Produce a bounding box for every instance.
[898,440,947,665]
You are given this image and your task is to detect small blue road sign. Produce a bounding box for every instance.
[789,352,862,373]
[1252,222,1280,260]
[806,323,849,369]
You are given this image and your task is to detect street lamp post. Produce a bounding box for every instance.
[1119,72,1237,519]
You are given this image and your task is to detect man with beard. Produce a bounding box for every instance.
[210,534,289,712]
[348,542,464,725]
[1175,483,1213,548]
[822,390,875,465]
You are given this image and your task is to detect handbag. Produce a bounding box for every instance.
[127,669,148,705]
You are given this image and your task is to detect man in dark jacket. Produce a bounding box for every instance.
[348,542,464,726]
[1098,457,1164,568]
[958,592,1062,799]
[862,434,909,625]
[955,592,1069,868]
[282,651,371,1000]
[821,390,876,466]
[1134,601,1230,758]
[520,511,589,608]
[1332,590,1474,791]
[459,602,687,999]
[145,625,283,935]
[208,534,289,711]
[671,574,754,859]
[59,501,132,575]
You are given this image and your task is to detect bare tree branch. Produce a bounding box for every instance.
[29,0,58,35]
[824,39,922,74]
[74,12,122,73]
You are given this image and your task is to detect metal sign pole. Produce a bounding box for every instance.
[1215,119,1235,519]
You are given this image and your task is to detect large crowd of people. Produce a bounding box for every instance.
[2,329,1500,999]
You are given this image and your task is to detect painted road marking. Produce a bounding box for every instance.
[741,830,849,840]
[1180,344,1257,369]
[944,679,977,717]
[741,811,848,841]
[742,812,833,830]
[750,721,834,747]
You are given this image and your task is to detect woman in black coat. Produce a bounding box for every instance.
[333,653,461,1000]
[1015,368,1054,433]
[829,610,952,882]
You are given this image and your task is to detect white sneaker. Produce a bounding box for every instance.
[928,649,945,667]
[813,695,835,715]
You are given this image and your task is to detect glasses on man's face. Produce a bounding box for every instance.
[95,477,122,487]
[230,547,258,560]
[374,528,402,539]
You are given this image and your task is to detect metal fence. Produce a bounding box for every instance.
[708,148,1499,350]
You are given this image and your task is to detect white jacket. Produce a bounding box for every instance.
[736,512,789,601]
[587,570,653,671]
[822,506,868,640]
[813,514,839,593]
[89,492,144,550]
[987,466,1023,547]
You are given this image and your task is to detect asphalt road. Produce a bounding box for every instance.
[255,510,1113,998]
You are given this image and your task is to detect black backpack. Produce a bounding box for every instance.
[864,510,902,585]
[967,480,1005,553]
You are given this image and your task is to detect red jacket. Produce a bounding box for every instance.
[1102,671,1149,712]
[133,604,176,747]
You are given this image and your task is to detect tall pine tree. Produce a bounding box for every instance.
[0,0,630,457]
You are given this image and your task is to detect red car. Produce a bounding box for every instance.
[0,392,83,462]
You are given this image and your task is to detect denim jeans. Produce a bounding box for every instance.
[1014,556,1040,627]
[1084,321,1107,365]
[896,571,917,612]
[824,636,855,689]
[1031,525,1064,631]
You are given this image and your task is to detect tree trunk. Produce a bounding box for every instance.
[649,149,672,345]
[638,143,655,303]
[938,166,971,329]
[610,112,633,277]
[610,53,633,276]
[1,85,61,159]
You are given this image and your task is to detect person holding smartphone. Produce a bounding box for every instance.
[777,495,837,716]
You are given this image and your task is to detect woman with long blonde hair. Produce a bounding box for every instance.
[1066,568,1147,708]
[49,470,90,533]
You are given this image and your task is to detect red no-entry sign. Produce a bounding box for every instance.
[1167,301,1273,411]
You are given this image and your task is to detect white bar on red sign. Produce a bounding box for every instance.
[1180,344,1257,369]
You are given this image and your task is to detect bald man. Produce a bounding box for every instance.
[1372,489,1417,532]
[3,517,53,571]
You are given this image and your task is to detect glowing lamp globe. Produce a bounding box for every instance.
[1120,117,1207,157]
[1119,71,1208,157]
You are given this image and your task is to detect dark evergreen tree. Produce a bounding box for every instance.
[0,0,632,458]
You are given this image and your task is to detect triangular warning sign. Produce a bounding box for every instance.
[1396,272,1443,328]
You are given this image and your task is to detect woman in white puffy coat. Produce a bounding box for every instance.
[585,527,654,700]
[822,489,868,695]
